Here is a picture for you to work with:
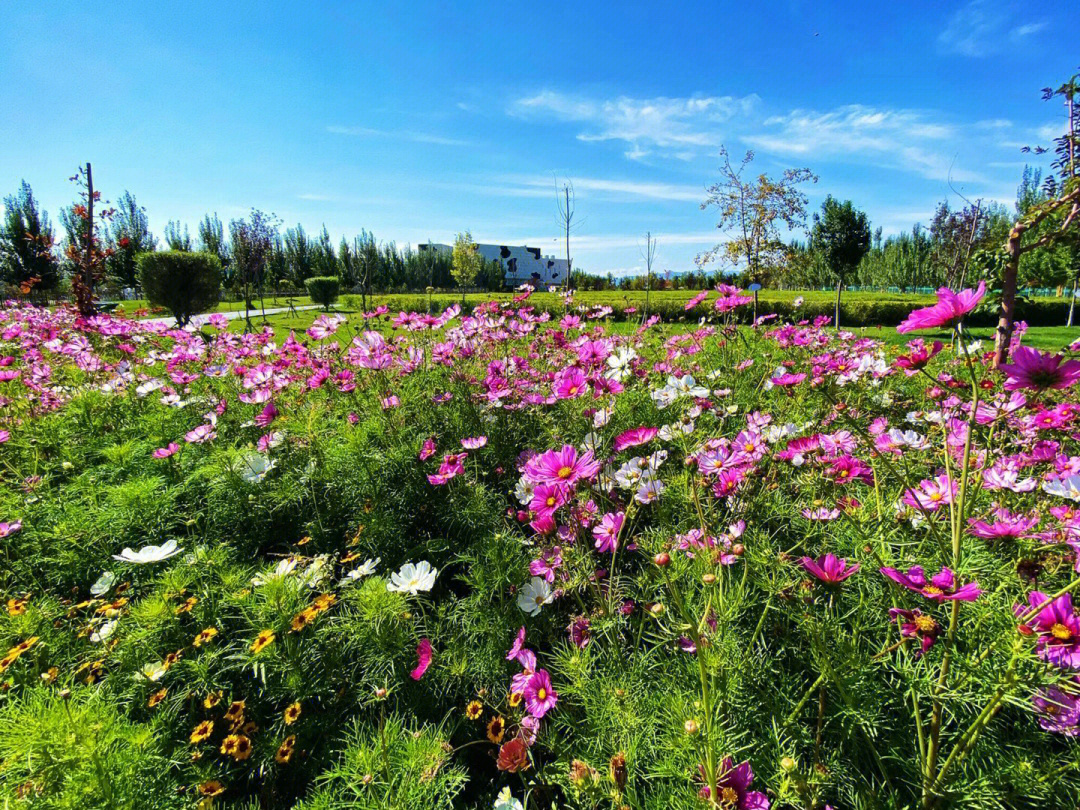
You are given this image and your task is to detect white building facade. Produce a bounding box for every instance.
[419,243,570,289]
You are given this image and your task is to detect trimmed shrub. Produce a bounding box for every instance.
[136,250,222,326]
[305,276,341,311]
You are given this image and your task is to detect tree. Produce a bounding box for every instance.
[106,191,156,288]
[229,210,277,329]
[163,220,192,251]
[197,214,228,278]
[138,251,221,326]
[451,231,482,304]
[810,196,871,329]
[994,72,1080,365]
[641,232,657,321]
[0,181,59,293]
[699,146,817,289]
[283,225,314,287]
[556,180,577,292]
[62,163,114,316]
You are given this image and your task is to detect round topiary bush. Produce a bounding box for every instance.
[137,251,222,326]
[305,276,341,311]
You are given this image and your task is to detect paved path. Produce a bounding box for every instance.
[139,304,323,327]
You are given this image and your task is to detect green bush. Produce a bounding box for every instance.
[136,251,221,326]
[305,276,341,311]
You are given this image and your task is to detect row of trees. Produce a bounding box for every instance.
[0,184,506,298]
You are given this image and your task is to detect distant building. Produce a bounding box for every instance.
[419,242,570,289]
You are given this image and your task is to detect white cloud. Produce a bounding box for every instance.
[437,174,706,203]
[509,90,760,157]
[938,1,1046,57]
[326,125,470,146]
[744,104,984,183]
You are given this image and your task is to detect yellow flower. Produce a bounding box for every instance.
[275,735,296,764]
[175,596,198,615]
[242,721,258,736]
[198,779,225,797]
[283,702,302,725]
[190,720,214,744]
[251,629,276,654]
[7,597,28,616]
[508,691,523,708]
[220,733,253,761]
[41,666,59,683]
[147,688,168,708]
[193,627,219,647]
[223,700,246,725]
[203,690,223,709]
[486,715,506,744]
[290,607,318,632]
[465,700,483,720]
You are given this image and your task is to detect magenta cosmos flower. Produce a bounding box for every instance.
[553,366,588,399]
[880,565,982,602]
[524,668,558,718]
[701,757,770,808]
[999,346,1080,392]
[525,445,601,488]
[614,426,658,453]
[800,553,859,584]
[506,627,526,662]
[410,638,432,680]
[889,608,941,656]
[896,281,985,333]
[1032,685,1080,736]
[1019,591,1080,669]
[529,484,568,519]
[153,442,180,459]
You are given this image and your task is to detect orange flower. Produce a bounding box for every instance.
[175,596,198,615]
[296,536,311,546]
[283,702,302,725]
[163,650,182,668]
[220,733,253,761]
[223,700,246,725]
[147,688,168,708]
[251,630,276,653]
[190,720,214,744]
[312,593,337,612]
[508,691,523,708]
[40,666,58,683]
[290,607,318,633]
[6,597,28,616]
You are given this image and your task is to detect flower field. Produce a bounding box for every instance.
[1,285,1079,810]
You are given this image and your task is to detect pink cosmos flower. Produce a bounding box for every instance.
[614,426,658,453]
[0,520,22,538]
[525,445,601,488]
[523,668,558,718]
[461,436,488,450]
[880,565,982,602]
[901,474,957,512]
[410,638,432,680]
[153,442,180,459]
[418,437,437,461]
[0,430,9,443]
[567,616,590,649]
[703,757,770,808]
[530,484,568,518]
[510,649,536,694]
[999,346,1080,392]
[553,366,587,399]
[506,627,526,662]
[381,395,400,410]
[800,553,859,584]
[529,547,563,583]
[184,423,216,444]
[592,511,624,554]
[254,401,278,428]
[684,290,710,310]
[889,608,941,656]
[896,281,985,333]
[894,339,944,375]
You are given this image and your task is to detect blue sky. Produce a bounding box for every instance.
[0,1,1074,277]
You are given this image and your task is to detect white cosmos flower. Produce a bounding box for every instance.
[387,561,438,595]
[514,477,537,506]
[1043,475,1080,501]
[252,557,299,586]
[90,570,116,596]
[605,347,637,381]
[298,555,332,589]
[517,576,553,616]
[112,539,182,564]
[138,660,169,681]
[91,619,117,643]
[342,557,380,584]
[494,787,524,810]
[234,450,276,484]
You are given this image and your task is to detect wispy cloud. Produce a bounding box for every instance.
[326,125,470,146]
[509,90,759,159]
[938,1,1046,57]
[744,104,985,183]
[436,174,706,203]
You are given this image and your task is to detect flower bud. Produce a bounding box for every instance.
[684,718,699,735]
[780,756,796,772]
[732,544,744,556]
[649,602,664,616]
[653,552,670,567]
[1017,623,1033,636]
[702,573,717,585]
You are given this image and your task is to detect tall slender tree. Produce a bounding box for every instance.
[0,181,59,292]
[106,191,156,287]
[810,196,871,330]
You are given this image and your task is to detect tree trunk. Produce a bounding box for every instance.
[1069,271,1078,328]
[994,237,1021,367]
[834,277,842,331]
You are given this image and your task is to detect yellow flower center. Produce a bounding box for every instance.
[744,443,754,452]
[546,497,556,507]
[914,615,937,633]
[537,687,547,700]
[929,492,942,502]
[923,586,944,596]
[720,786,739,805]
[568,386,579,395]
[1051,622,1072,641]
[557,466,572,479]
